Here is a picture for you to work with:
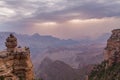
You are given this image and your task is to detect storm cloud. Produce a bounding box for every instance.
[0,0,120,22]
[0,0,120,39]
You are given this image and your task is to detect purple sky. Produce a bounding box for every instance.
[0,0,120,40]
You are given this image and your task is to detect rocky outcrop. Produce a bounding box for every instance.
[88,29,120,80]
[104,29,120,66]
[0,34,34,80]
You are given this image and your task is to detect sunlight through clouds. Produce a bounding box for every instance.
[0,0,120,40]
[35,22,57,26]
[68,18,107,24]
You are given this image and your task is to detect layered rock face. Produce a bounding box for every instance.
[88,29,120,80]
[0,34,34,80]
[104,29,120,66]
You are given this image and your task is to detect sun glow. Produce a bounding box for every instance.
[35,22,57,26]
[68,18,106,24]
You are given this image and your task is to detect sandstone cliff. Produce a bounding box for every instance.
[0,34,34,80]
[88,29,120,80]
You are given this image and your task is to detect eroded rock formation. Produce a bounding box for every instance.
[104,29,120,66]
[0,34,34,80]
[88,29,120,80]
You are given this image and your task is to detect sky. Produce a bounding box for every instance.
[0,0,120,40]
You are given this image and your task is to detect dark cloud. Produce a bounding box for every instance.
[31,0,120,22]
[0,0,120,21]
[0,0,120,27]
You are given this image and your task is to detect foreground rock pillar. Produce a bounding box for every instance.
[0,34,34,80]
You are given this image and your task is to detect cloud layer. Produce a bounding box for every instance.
[0,0,120,39]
